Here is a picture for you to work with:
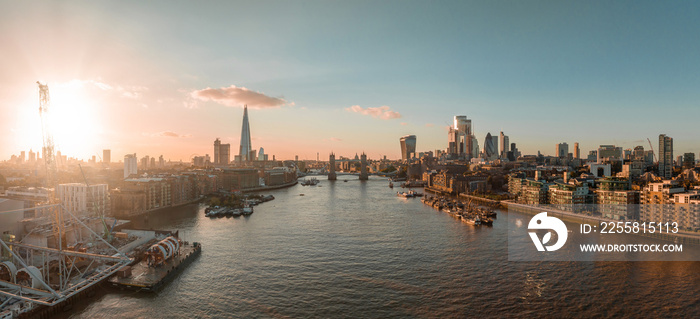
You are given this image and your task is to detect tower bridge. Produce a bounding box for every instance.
[326,153,369,180]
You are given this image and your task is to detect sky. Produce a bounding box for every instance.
[1,0,700,162]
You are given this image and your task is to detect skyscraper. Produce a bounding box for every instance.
[483,133,497,159]
[220,143,230,164]
[659,134,673,178]
[448,127,459,155]
[499,132,509,159]
[499,132,505,157]
[454,116,471,135]
[574,143,580,159]
[453,115,473,158]
[103,149,111,165]
[491,134,498,159]
[214,138,230,165]
[214,138,221,165]
[400,135,417,160]
[556,142,569,158]
[683,153,695,169]
[124,153,137,178]
[238,105,253,162]
[471,136,479,158]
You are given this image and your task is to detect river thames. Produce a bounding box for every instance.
[68,176,699,318]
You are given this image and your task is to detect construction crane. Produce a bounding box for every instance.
[37,81,66,252]
[646,138,658,162]
[37,81,57,190]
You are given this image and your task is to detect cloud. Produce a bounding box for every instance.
[345,105,401,120]
[425,123,434,127]
[119,86,148,99]
[151,131,192,138]
[191,85,291,109]
[323,137,342,142]
[400,122,408,126]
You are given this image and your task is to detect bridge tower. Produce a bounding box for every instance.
[359,152,368,180]
[328,153,337,180]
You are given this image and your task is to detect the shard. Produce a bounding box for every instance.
[239,105,253,162]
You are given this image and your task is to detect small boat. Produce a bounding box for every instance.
[461,215,482,226]
[301,178,320,186]
[344,180,348,182]
[300,194,305,196]
[389,182,394,188]
[205,206,220,217]
[409,191,423,197]
[242,202,254,216]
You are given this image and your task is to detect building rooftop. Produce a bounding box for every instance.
[124,178,165,182]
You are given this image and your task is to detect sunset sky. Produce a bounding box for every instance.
[2,1,700,162]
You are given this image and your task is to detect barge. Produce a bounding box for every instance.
[108,241,201,292]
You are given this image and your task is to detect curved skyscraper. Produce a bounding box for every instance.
[239,105,253,162]
[484,133,497,159]
[400,135,416,160]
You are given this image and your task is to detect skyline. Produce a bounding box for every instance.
[3,1,700,161]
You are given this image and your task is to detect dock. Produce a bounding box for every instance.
[108,242,202,292]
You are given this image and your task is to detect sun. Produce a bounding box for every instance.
[44,81,102,160]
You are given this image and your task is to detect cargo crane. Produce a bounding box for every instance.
[37,81,65,253]
[37,81,57,191]
[0,83,131,310]
[646,138,658,163]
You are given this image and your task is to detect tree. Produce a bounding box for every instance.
[381,166,397,173]
[398,167,407,178]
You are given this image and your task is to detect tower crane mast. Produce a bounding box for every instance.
[37,81,57,190]
[646,138,658,163]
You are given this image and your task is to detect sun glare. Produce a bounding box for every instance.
[44,82,101,160]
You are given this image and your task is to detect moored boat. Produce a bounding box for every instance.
[461,215,482,226]
[301,178,320,186]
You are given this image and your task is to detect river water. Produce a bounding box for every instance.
[69,176,699,318]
